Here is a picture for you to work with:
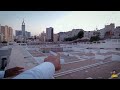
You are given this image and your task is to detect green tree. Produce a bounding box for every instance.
[90,36,100,42]
[77,31,84,39]
[64,30,84,41]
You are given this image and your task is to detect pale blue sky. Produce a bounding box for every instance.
[0,11,120,36]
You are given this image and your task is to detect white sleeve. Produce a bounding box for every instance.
[0,71,5,79]
[13,62,55,79]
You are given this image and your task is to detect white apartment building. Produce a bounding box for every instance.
[84,31,95,38]
[59,23,120,42]
[97,29,105,39]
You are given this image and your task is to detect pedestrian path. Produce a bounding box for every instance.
[6,45,38,71]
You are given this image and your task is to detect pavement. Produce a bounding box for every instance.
[55,61,120,79]
[6,45,39,71]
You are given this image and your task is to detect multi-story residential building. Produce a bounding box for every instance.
[96,23,116,39]
[112,26,120,39]
[84,31,95,39]
[8,27,13,42]
[0,24,3,42]
[53,34,59,42]
[0,33,4,42]
[0,25,13,42]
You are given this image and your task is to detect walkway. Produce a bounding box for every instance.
[6,45,39,71]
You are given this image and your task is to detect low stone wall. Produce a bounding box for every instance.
[95,54,111,60]
[112,54,120,61]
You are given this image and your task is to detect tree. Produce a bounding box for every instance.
[90,36,100,42]
[64,31,84,41]
[77,31,84,39]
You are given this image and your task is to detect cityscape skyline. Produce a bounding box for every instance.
[0,11,120,36]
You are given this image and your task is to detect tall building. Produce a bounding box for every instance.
[15,19,31,42]
[8,27,13,42]
[46,27,53,42]
[22,19,26,37]
[0,24,4,42]
[0,25,13,42]
[4,25,9,41]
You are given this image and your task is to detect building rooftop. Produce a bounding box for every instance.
[5,43,120,79]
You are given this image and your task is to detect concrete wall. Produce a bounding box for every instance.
[112,54,120,61]
[95,54,111,60]
[77,42,120,49]
[34,57,47,64]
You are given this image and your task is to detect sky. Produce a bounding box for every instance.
[0,11,120,36]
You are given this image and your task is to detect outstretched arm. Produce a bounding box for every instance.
[13,54,61,79]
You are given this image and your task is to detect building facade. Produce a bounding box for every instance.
[16,30,22,36]
[8,27,13,42]
[112,26,120,39]
[40,31,46,42]
[0,25,13,42]
[15,19,31,42]
[22,19,26,37]
[59,29,83,41]
[0,24,3,42]
[46,27,53,42]
[53,34,59,42]
[84,23,118,40]
[26,31,31,38]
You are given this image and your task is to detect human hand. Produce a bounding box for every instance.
[44,53,61,71]
[4,67,24,78]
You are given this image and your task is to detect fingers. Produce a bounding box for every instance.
[13,67,24,70]
[8,67,24,73]
[4,67,24,78]
[13,71,24,76]
[44,56,57,61]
